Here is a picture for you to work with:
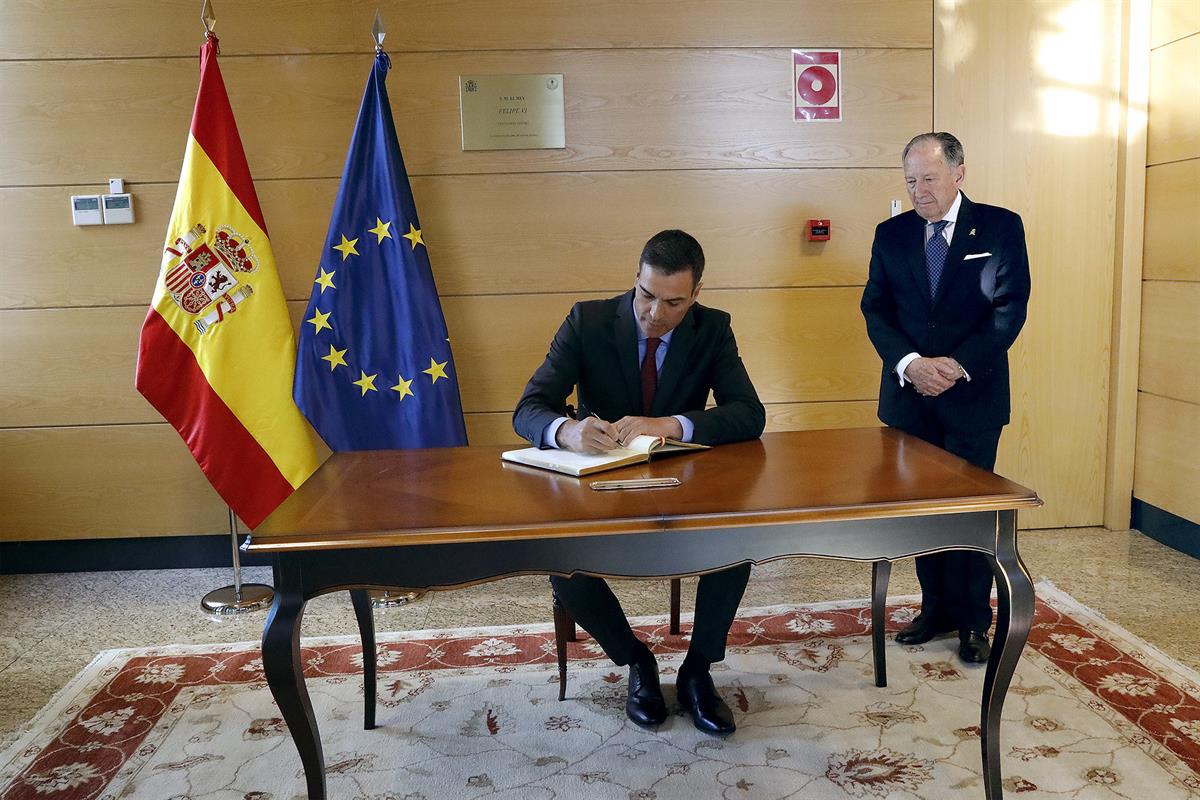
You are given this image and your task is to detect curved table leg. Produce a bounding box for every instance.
[871,560,892,688]
[263,563,326,800]
[981,510,1034,800]
[349,589,377,730]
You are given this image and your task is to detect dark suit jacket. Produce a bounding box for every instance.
[860,194,1030,430]
[513,289,765,447]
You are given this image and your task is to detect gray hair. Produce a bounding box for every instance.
[902,132,964,168]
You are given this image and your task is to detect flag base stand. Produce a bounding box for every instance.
[369,590,423,609]
[202,513,274,616]
[201,583,274,615]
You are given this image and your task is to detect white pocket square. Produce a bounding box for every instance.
[963,252,992,260]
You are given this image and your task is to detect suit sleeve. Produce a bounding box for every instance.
[512,305,582,447]
[949,213,1030,377]
[681,321,766,446]
[861,225,919,372]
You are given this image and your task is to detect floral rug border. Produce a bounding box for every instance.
[2,582,1198,799]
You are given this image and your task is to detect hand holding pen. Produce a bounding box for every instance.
[555,413,621,454]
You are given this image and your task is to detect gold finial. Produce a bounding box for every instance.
[372,9,386,51]
[201,0,216,36]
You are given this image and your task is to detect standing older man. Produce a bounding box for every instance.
[860,132,1031,664]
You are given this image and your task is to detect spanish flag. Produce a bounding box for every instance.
[136,35,321,529]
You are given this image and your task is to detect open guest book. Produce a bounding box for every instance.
[501,435,709,477]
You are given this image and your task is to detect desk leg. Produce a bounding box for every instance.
[263,562,326,800]
[349,589,377,730]
[871,560,891,688]
[981,510,1034,800]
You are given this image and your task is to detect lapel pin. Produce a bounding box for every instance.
[968,228,976,236]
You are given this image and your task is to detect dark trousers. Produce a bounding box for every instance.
[893,410,1003,634]
[550,564,752,666]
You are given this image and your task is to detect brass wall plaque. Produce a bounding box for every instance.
[459,74,565,151]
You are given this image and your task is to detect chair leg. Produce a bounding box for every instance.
[551,591,574,701]
[669,578,681,636]
[871,560,892,688]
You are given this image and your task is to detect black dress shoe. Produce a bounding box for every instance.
[895,615,956,645]
[677,670,736,735]
[959,631,991,663]
[626,659,667,727]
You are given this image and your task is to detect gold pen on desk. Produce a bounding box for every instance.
[591,477,680,491]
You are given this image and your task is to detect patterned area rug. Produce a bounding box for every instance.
[2,583,1198,800]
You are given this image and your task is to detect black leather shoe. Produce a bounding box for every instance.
[677,670,736,735]
[626,659,667,727]
[959,631,991,663]
[895,615,956,645]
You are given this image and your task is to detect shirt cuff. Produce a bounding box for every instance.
[542,416,570,449]
[673,414,695,443]
[959,363,971,382]
[895,352,921,387]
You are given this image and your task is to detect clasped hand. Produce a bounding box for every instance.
[556,415,684,454]
[904,356,965,397]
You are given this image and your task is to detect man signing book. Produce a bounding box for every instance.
[513,228,765,735]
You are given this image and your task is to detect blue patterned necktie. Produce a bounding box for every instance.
[925,219,950,298]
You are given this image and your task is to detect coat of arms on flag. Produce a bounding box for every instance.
[162,222,259,333]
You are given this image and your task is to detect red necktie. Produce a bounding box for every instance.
[641,337,661,413]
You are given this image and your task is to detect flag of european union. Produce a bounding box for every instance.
[294,51,467,451]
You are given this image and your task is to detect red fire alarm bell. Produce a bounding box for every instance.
[807,219,831,241]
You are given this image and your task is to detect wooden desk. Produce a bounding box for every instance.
[248,427,1040,800]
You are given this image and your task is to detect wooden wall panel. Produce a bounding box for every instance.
[1139,281,1200,406]
[936,0,1123,529]
[1,169,904,310]
[0,399,883,541]
[3,288,878,427]
[446,288,880,412]
[0,184,177,310]
[1142,158,1200,282]
[1151,0,1200,48]
[718,289,878,403]
[465,401,884,447]
[1,48,932,186]
[465,413,524,447]
[1134,392,1200,524]
[765,401,881,432]
[0,425,230,540]
[1147,34,1200,165]
[403,169,900,297]
[0,307,155,427]
[0,0,933,59]
[1135,2,1199,527]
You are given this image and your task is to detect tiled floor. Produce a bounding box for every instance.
[1,527,1197,754]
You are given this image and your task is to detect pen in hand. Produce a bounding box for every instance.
[580,412,622,451]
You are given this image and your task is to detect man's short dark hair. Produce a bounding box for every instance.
[903,132,965,168]
[639,229,705,286]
